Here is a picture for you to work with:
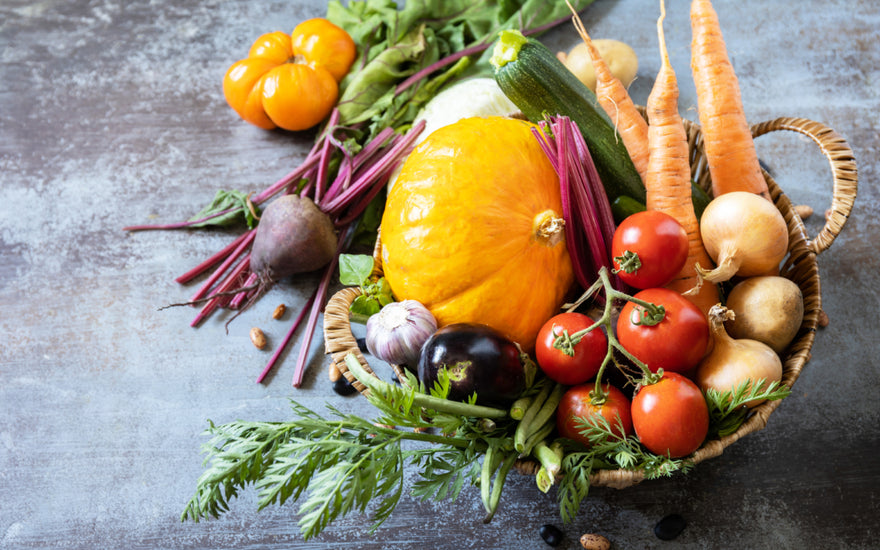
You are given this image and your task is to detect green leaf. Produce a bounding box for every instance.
[188,189,259,228]
[327,0,596,137]
[336,24,430,126]
[338,254,375,286]
[557,452,593,524]
[362,277,394,306]
[350,295,382,318]
[704,379,791,438]
[351,188,386,247]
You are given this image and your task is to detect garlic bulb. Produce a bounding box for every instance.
[365,300,437,367]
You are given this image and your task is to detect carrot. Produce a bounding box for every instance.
[645,0,719,317]
[690,0,770,200]
[566,2,650,183]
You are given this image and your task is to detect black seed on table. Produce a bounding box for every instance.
[654,513,686,540]
[332,376,358,396]
[539,524,564,546]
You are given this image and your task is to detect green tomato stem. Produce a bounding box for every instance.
[560,267,664,396]
[612,250,642,275]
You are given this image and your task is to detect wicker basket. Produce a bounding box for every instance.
[323,116,857,490]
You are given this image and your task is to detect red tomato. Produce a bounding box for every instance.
[556,382,633,446]
[611,211,689,289]
[616,288,709,373]
[536,312,607,385]
[631,372,709,458]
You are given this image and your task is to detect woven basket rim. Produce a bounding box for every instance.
[323,114,857,490]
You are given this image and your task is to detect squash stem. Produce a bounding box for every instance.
[490,30,528,69]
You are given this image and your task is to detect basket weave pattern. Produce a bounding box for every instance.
[323,116,857,490]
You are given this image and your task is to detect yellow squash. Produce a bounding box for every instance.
[380,116,574,350]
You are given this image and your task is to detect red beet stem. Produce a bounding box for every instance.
[290,223,355,387]
[320,126,396,206]
[256,291,316,384]
[571,127,617,253]
[533,117,620,291]
[251,149,322,205]
[175,230,252,284]
[229,272,259,309]
[561,121,605,281]
[290,252,336,388]
[314,109,340,205]
[322,120,425,216]
[189,229,256,303]
[190,256,251,327]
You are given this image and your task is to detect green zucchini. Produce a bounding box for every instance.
[610,195,647,221]
[491,30,646,208]
[491,30,715,223]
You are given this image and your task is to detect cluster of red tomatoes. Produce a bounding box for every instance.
[535,211,711,458]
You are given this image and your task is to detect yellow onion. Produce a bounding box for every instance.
[696,191,789,284]
[695,304,782,408]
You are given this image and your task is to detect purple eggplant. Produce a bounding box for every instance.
[417,323,526,407]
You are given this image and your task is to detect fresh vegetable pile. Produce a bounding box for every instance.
[164,0,852,542]
[126,0,597,386]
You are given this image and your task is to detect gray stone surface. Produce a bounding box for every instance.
[2,0,878,548]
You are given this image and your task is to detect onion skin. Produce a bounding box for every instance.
[696,192,788,284]
[695,305,782,408]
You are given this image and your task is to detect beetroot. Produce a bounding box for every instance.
[131,111,427,387]
[251,195,338,281]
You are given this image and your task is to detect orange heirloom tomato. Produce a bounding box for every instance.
[222,18,356,131]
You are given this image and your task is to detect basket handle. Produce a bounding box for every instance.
[751,117,858,255]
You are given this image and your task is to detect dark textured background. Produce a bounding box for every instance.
[2,1,878,548]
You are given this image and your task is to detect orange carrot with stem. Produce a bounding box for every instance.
[566,1,650,183]
[645,0,719,317]
[690,0,770,200]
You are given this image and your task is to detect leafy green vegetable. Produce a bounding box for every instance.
[704,379,791,438]
[338,254,375,286]
[336,24,431,126]
[187,189,259,228]
[338,253,394,319]
[339,254,394,322]
[182,359,796,537]
[555,413,692,522]
[181,355,514,539]
[327,0,596,135]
